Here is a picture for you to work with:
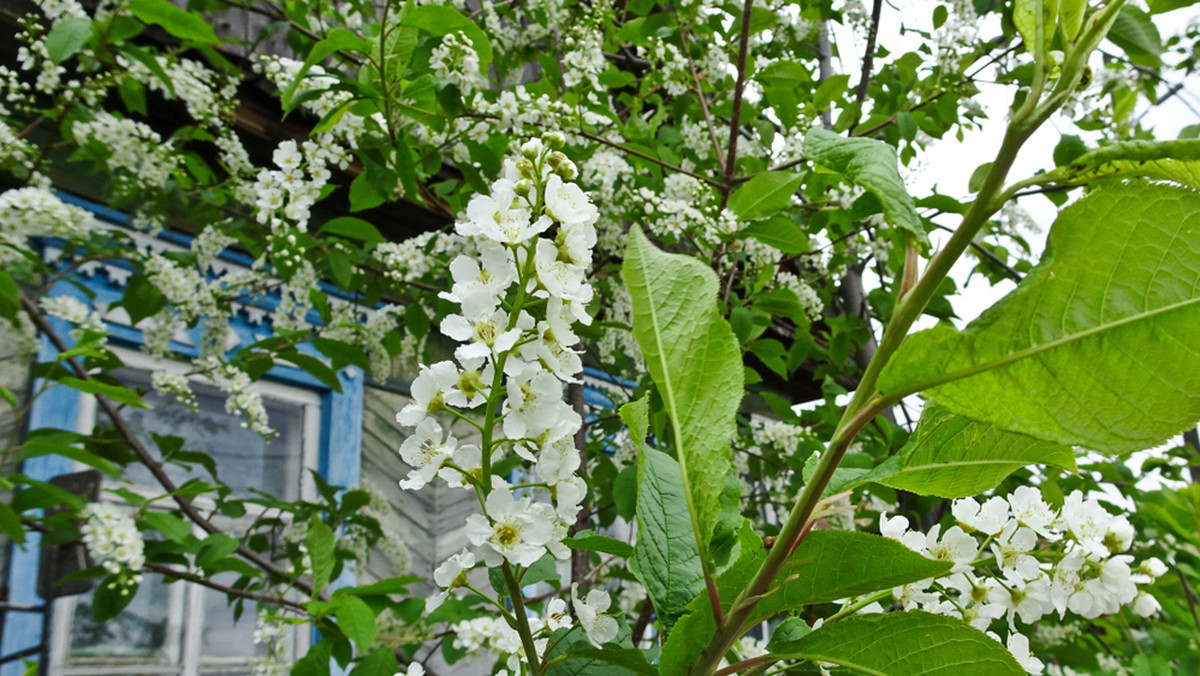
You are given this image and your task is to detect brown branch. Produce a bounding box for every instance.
[19,294,316,597]
[721,0,756,202]
[144,562,308,611]
[848,0,885,133]
[679,27,726,176]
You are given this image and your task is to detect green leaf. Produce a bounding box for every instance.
[306,515,336,596]
[769,611,1025,674]
[92,575,138,622]
[619,396,650,446]
[1108,5,1162,68]
[0,503,25,543]
[739,216,809,254]
[401,6,492,69]
[45,17,93,64]
[728,172,803,221]
[752,288,812,326]
[1036,139,1200,190]
[627,447,705,631]
[803,128,926,246]
[1013,0,1058,55]
[660,526,950,675]
[336,595,377,649]
[141,511,192,543]
[623,227,743,564]
[319,216,384,243]
[811,74,850,111]
[754,530,952,622]
[859,402,1077,498]
[350,647,399,676]
[14,442,120,477]
[278,350,344,393]
[0,270,20,324]
[281,28,369,110]
[58,377,149,409]
[565,530,634,558]
[195,533,241,568]
[342,576,421,596]
[880,182,1200,454]
[1060,0,1086,41]
[547,648,659,676]
[127,0,220,45]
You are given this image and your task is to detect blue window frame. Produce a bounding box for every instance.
[0,194,364,676]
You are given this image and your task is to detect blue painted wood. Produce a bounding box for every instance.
[0,326,81,676]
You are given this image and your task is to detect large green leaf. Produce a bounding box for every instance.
[622,227,743,559]
[879,181,1200,454]
[400,5,492,69]
[728,172,803,221]
[859,402,1077,498]
[1035,139,1200,190]
[627,446,705,631]
[659,527,950,675]
[1107,4,1163,68]
[769,611,1024,675]
[127,0,220,44]
[803,128,926,246]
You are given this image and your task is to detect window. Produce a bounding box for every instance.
[0,196,364,676]
[46,349,320,676]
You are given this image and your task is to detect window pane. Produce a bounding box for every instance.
[68,573,182,662]
[112,372,304,501]
[198,574,264,659]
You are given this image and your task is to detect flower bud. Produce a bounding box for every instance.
[521,139,542,160]
[555,159,578,181]
[516,158,536,179]
[513,179,532,197]
[547,151,566,168]
[544,131,566,149]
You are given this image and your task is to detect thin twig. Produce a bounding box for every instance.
[679,27,726,176]
[144,562,308,611]
[721,0,756,203]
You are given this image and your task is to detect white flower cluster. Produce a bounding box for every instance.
[373,230,472,285]
[879,487,1167,674]
[72,112,179,191]
[249,609,290,676]
[80,503,145,589]
[562,32,607,90]
[446,586,614,670]
[776,271,824,322]
[151,370,197,411]
[121,54,237,128]
[396,136,604,656]
[40,295,105,340]
[430,31,485,95]
[251,140,333,232]
[0,188,99,261]
[338,482,412,576]
[200,356,274,437]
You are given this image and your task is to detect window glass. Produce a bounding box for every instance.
[112,372,304,501]
[198,574,263,659]
[68,573,181,663]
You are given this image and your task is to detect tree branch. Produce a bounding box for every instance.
[721,0,756,201]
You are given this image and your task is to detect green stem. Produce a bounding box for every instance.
[501,562,544,676]
[825,589,892,623]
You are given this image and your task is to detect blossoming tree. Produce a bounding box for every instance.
[2,0,1200,673]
